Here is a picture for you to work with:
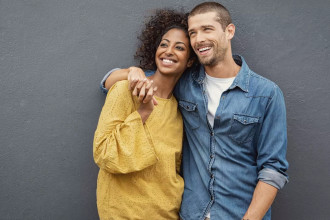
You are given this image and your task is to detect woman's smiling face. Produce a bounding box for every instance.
[155,28,192,76]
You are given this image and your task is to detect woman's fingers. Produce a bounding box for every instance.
[143,84,154,103]
[138,83,147,102]
[132,79,158,105]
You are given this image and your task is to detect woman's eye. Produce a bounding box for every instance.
[176,46,184,51]
[160,43,167,47]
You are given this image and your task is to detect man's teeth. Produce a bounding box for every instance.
[199,47,211,52]
[163,59,174,63]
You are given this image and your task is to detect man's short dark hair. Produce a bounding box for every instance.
[189,2,232,31]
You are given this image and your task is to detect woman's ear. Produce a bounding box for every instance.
[187,57,196,68]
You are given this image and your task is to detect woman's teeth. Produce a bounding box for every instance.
[163,59,174,64]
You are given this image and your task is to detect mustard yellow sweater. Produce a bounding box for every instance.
[93,81,184,220]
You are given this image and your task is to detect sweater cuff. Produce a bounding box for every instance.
[258,167,288,189]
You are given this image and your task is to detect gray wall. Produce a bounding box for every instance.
[1,0,329,219]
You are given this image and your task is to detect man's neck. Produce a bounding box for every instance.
[204,55,240,78]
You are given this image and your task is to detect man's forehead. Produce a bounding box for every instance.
[188,12,219,27]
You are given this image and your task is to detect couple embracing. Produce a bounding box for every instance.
[93,2,288,220]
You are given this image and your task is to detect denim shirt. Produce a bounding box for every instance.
[100,55,289,220]
[175,55,288,220]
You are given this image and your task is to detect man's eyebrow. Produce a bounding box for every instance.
[188,24,215,32]
[201,24,215,29]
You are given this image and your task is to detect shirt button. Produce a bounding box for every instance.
[210,155,214,159]
[211,132,214,136]
[211,195,214,200]
[216,116,220,119]
[211,174,214,178]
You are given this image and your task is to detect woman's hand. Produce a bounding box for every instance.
[136,80,157,123]
[128,67,158,106]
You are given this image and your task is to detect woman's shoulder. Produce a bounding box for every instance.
[107,80,131,100]
[109,80,129,93]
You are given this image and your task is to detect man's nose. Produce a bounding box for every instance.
[195,32,205,43]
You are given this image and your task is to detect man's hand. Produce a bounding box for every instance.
[242,181,278,220]
[127,67,147,90]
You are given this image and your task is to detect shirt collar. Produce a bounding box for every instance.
[192,55,251,93]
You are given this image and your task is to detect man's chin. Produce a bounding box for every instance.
[198,57,216,66]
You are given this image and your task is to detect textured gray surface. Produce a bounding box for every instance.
[0,0,329,219]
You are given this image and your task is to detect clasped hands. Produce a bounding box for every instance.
[127,67,158,122]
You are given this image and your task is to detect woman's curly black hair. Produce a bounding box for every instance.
[135,9,195,70]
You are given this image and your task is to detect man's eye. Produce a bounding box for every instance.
[189,32,195,36]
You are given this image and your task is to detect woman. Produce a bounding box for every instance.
[93,9,195,220]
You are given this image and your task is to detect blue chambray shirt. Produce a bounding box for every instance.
[100,55,289,220]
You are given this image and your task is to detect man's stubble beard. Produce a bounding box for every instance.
[198,46,227,67]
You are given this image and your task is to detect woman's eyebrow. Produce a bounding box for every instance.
[162,38,187,47]
[175,42,187,46]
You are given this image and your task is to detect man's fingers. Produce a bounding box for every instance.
[129,79,139,91]
[132,85,138,96]
[132,80,145,95]
[128,67,146,89]
[145,80,153,90]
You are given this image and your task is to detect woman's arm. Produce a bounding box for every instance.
[93,81,158,174]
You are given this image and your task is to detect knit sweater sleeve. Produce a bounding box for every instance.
[93,81,158,174]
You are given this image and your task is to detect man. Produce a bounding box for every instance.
[101,2,288,220]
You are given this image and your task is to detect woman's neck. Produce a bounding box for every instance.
[148,70,181,99]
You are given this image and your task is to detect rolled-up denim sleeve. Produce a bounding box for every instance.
[257,85,289,189]
[100,68,121,94]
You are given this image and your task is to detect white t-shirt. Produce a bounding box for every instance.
[204,73,235,127]
[204,73,235,219]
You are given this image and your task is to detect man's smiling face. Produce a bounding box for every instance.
[188,12,230,66]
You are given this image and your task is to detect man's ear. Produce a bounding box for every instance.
[225,23,235,40]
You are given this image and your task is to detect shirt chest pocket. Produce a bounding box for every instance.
[178,100,200,129]
[229,114,260,143]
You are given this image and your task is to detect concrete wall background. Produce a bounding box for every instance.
[1,0,329,219]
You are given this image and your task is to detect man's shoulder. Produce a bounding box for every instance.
[249,71,278,87]
[248,70,282,98]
